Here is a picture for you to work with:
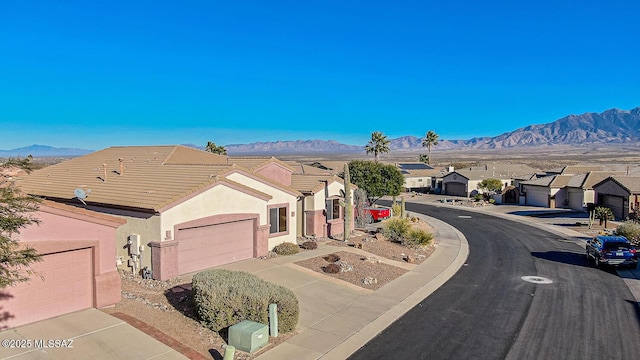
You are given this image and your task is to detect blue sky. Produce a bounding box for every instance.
[1,1,639,150]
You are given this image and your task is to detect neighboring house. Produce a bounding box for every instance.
[230,157,356,239]
[593,176,640,220]
[290,174,354,238]
[564,172,618,211]
[18,146,300,281]
[394,162,442,193]
[442,164,537,197]
[521,174,573,208]
[2,200,125,328]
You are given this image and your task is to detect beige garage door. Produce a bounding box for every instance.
[178,219,254,275]
[1,248,93,328]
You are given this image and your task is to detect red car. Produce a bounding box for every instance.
[365,206,391,222]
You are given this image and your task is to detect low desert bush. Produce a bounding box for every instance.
[300,241,318,250]
[616,221,640,245]
[323,253,341,263]
[322,263,340,274]
[273,242,300,255]
[192,269,299,333]
[406,228,434,247]
[383,217,412,243]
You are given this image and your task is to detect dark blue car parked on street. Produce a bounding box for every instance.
[586,235,638,268]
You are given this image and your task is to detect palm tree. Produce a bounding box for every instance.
[421,130,440,165]
[205,141,227,155]
[365,131,390,162]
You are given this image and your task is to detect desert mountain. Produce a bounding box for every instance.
[0,144,92,157]
[225,107,640,153]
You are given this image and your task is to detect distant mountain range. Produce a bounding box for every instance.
[225,106,640,153]
[3,107,639,156]
[0,144,92,157]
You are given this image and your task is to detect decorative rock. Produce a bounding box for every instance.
[403,255,415,263]
[362,277,378,285]
[338,261,353,272]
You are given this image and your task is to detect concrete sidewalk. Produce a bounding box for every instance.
[207,212,469,360]
[0,308,187,360]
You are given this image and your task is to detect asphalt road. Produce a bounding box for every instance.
[348,202,640,360]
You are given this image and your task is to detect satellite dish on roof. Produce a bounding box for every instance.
[74,188,91,205]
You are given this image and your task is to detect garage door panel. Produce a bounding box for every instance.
[1,248,93,328]
[178,219,254,275]
[447,183,466,197]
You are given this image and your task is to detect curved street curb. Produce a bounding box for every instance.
[319,210,469,359]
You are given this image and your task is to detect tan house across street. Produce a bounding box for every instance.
[593,175,640,220]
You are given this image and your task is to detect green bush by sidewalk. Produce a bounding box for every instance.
[192,269,299,333]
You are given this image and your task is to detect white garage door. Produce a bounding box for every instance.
[178,219,254,275]
[526,187,549,207]
[2,248,93,328]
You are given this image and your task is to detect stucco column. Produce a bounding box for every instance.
[256,224,270,256]
[149,240,179,280]
[94,271,122,308]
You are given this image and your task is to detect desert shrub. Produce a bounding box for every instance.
[192,269,299,333]
[391,202,402,217]
[322,263,340,274]
[273,242,300,255]
[300,241,318,250]
[323,253,341,263]
[383,217,412,243]
[473,194,484,202]
[488,198,496,204]
[406,228,434,247]
[616,221,640,245]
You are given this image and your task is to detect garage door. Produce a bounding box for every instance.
[603,195,625,220]
[526,187,549,207]
[178,219,254,275]
[446,183,467,197]
[2,248,93,328]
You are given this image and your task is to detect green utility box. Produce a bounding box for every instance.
[228,320,269,353]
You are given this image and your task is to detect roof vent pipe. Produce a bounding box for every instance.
[103,163,107,182]
[119,158,124,175]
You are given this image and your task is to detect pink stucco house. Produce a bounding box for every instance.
[1,200,125,328]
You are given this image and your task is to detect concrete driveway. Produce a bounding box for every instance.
[0,308,187,360]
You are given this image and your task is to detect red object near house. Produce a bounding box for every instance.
[366,207,391,222]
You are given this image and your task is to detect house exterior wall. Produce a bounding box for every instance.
[255,163,292,186]
[552,188,566,209]
[226,172,298,248]
[404,176,431,191]
[114,214,161,271]
[566,188,586,211]
[161,185,267,234]
[594,180,630,198]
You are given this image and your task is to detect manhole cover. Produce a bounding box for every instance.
[521,276,553,284]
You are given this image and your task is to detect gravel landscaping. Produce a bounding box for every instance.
[100,219,435,359]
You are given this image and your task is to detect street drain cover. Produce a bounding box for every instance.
[521,276,553,284]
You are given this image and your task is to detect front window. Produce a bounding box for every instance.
[269,206,288,234]
[326,199,341,220]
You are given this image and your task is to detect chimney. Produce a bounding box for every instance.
[103,163,107,182]
[119,158,124,175]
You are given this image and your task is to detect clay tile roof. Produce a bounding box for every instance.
[291,174,355,194]
[17,146,236,212]
[227,157,296,173]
